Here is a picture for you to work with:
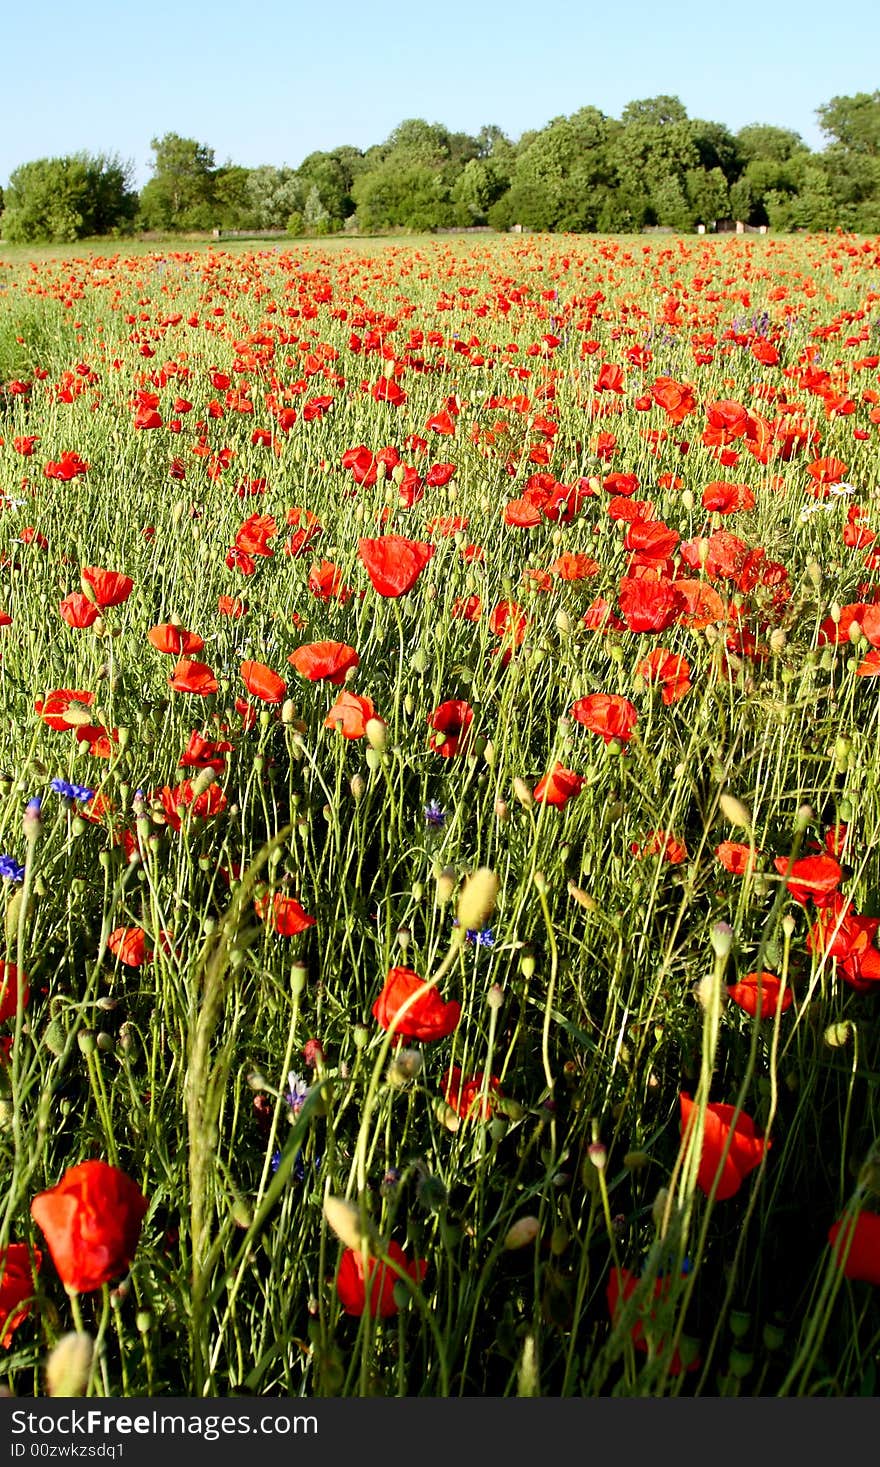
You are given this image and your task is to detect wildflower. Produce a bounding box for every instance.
[0,856,25,883]
[372,967,461,1042]
[283,1072,310,1116]
[679,1094,770,1200]
[50,779,95,804]
[828,1211,880,1285]
[0,1244,41,1348]
[31,1161,149,1294]
[336,1243,426,1317]
[424,800,447,827]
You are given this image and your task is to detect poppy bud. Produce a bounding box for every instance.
[323,1196,372,1253]
[435,1099,461,1132]
[388,1048,422,1087]
[824,1020,855,1048]
[504,1216,540,1251]
[46,1332,94,1398]
[457,867,499,933]
[365,718,387,751]
[512,777,533,808]
[710,922,734,958]
[350,774,365,802]
[719,794,752,830]
[435,866,456,905]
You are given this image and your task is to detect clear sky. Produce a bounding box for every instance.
[3,0,878,188]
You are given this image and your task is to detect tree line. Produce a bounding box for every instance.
[2,91,879,244]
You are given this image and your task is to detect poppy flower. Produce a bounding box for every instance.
[218,595,248,619]
[0,963,28,1024]
[550,552,600,581]
[674,580,726,630]
[806,895,880,992]
[716,841,758,875]
[488,600,528,645]
[108,927,151,967]
[147,624,205,656]
[358,536,434,597]
[324,691,376,740]
[679,1094,770,1201]
[178,732,233,772]
[0,1244,41,1348]
[773,853,842,908]
[31,1160,149,1294]
[35,690,95,731]
[254,892,316,936]
[168,660,219,696]
[372,966,461,1042]
[605,1267,698,1375]
[288,641,359,685]
[503,497,544,528]
[308,560,352,603]
[828,1211,880,1285]
[427,700,473,757]
[442,1067,502,1121]
[336,1242,427,1317]
[533,764,584,807]
[240,661,287,704]
[234,514,277,557]
[636,649,692,705]
[618,578,680,634]
[727,972,793,1019]
[80,567,133,608]
[59,593,100,629]
[631,830,688,864]
[570,693,637,745]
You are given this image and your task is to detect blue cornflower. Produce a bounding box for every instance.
[467,927,495,948]
[424,800,446,828]
[283,1071,310,1116]
[50,778,95,803]
[0,855,25,883]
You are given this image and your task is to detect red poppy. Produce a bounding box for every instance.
[570,693,637,744]
[679,1094,770,1201]
[727,972,793,1019]
[716,841,758,875]
[618,578,681,634]
[806,895,880,992]
[773,853,842,908]
[533,764,584,807]
[674,580,726,630]
[372,966,461,1042]
[358,536,434,596]
[806,456,849,487]
[442,1067,502,1121]
[254,892,316,936]
[828,1211,880,1285]
[234,513,277,558]
[605,1267,698,1375]
[324,691,376,739]
[108,928,151,968]
[308,560,352,603]
[218,595,248,619]
[288,641,360,685]
[427,700,473,757]
[0,1244,41,1348]
[631,830,688,864]
[488,600,528,645]
[35,689,96,731]
[168,659,219,696]
[59,593,100,629]
[636,649,692,705]
[80,567,133,608]
[550,553,600,581]
[336,1242,427,1317]
[31,1160,149,1294]
[178,732,233,772]
[147,624,205,656]
[503,497,544,528]
[701,481,756,514]
[0,963,28,1024]
[240,661,287,704]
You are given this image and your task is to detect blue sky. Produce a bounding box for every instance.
[3,0,879,188]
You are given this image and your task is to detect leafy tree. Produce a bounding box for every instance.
[139,134,216,231]
[611,96,699,227]
[1,153,136,243]
[689,120,743,184]
[352,163,454,231]
[246,166,303,229]
[212,166,252,228]
[492,108,616,231]
[736,124,807,164]
[817,91,880,155]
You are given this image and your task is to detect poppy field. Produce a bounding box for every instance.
[1,233,880,1398]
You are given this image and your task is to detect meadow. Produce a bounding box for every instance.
[0,232,879,1398]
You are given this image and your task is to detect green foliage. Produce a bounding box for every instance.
[138,133,217,231]
[1,154,137,243]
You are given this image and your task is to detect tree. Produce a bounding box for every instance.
[612,96,699,228]
[139,134,216,231]
[736,124,807,164]
[246,166,303,229]
[817,92,880,156]
[1,153,137,243]
[492,108,616,232]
